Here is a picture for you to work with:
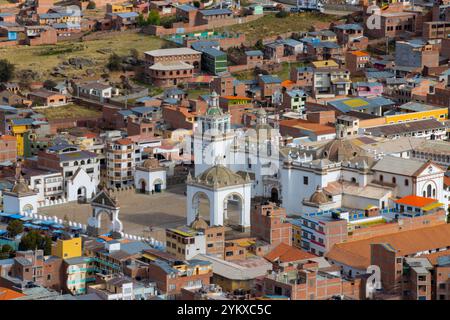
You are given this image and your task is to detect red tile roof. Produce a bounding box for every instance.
[444,176,450,188]
[115,138,133,145]
[0,287,25,300]
[395,195,437,208]
[264,243,316,263]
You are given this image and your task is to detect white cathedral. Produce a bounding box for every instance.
[188,93,446,227]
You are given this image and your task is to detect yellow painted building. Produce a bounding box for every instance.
[52,237,83,259]
[107,3,134,13]
[386,107,448,124]
[291,221,302,249]
[10,123,29,158]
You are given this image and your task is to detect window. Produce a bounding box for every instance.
[405,179,409,186]
[303,176,309,185]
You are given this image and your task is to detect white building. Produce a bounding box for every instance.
[134,158,167,194]
[193,91,234,176]
[3,175,38,215]
[186,165,252,229]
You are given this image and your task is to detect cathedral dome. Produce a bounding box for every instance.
[309,187,329,204]
[195,165,245,187]
[141,158,160,170]
[318,138,362,163]
[190,216,209,230]
[11,176,31,194]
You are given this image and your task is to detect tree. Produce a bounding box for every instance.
[137,13,147,27]
[43,236,52,255]
[86,1,96,9]
[130,48,139,60]
[7,220,24,238]
[19,230,44,251]
[193,1,200,7]
[43,79,57,90]
[255,39,264,51]
[0,244,13,259]
[107,53,122,71]
[275,10,288,18]
[147,10,160,26]
[0,59,14,83]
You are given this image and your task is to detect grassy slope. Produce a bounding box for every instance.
[0,32,164,81]
[38,104,102,120]
[218,12,340,45]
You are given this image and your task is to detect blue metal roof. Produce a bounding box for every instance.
[135,96,156,103]
[260,75,281,84]
[118,110,133,117]
[163,98,179,105]
[282,39,302,47]
[116,12,139,18]
[328,96,394,113]
[8,214,24,219]
[39,13,64,19]
[120,241,151,255]
[334,23,363,31]
[200,9,232,16]
[245,50,263,56]
[286,89,306,97]
[11,118,34,126]
[177,4,197,11]
[191,41,219,51]
[200,47,226,58]
[366,70,395,80]
[131,106,156,115]
[0,105,17,113]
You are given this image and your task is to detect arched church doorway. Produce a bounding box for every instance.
[223,193,243,227]
[98,211,112,235]
[192,192,211,223]
[270,188,279,203]
[154,179,163,193]
[139,180,146,194]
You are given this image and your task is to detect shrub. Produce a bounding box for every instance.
[276,10,288,18]
[0,59,14,83]
[87,1,96,9]
[7,220,23,238]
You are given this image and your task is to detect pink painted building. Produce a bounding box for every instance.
[351,82,383,97]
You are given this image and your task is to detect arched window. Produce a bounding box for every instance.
[427,184,432,198]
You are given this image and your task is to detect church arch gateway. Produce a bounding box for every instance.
[186,165,252,229]
[87,189,123,237]
[223,192,244,226]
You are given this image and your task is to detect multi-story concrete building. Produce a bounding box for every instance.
[263,260,361,300]
[0,135,17,163]
[165,226,207,261]
[250,203,292,247]
[106,138,135,189]
[423,21,450,40]
[296,213,348,257]
[345,51,370,75]
[141,249,213,299]
[395,40,440,71]
[144,47,201,87]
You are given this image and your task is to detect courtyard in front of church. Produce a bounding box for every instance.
[38,184,189,243]
[37,183,247,243]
